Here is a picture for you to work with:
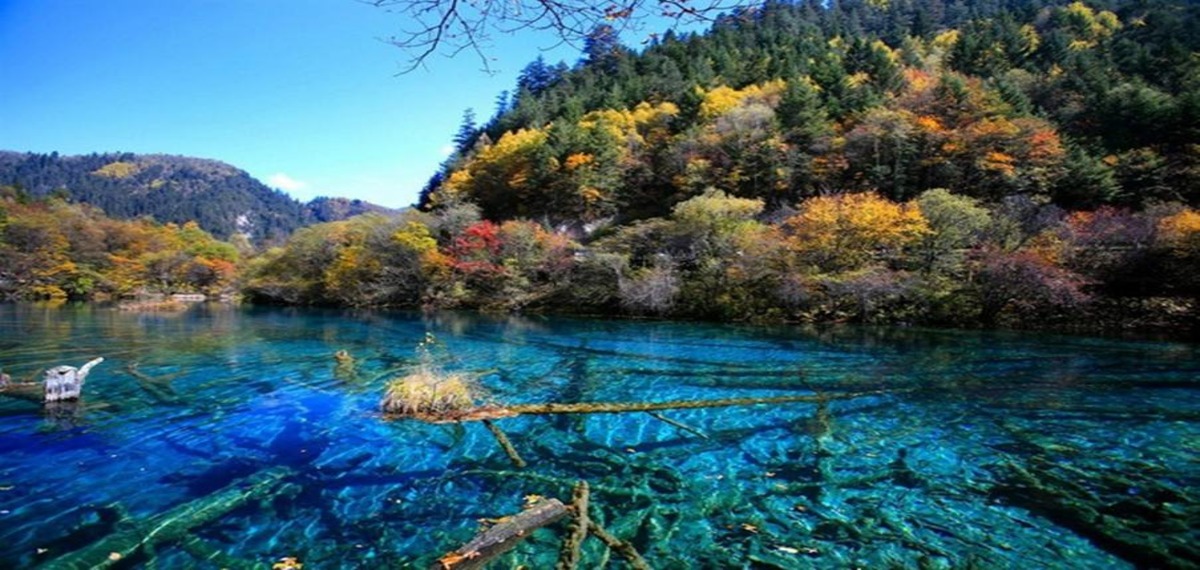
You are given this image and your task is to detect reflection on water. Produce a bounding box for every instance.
[0,303,1197,568]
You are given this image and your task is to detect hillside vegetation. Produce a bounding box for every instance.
[426,0,1200,221]
[0,152,396,242]
[4,0,1199,333]
[0,186,241,300]
[242,0,1199,332]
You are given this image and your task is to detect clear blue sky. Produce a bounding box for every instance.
[0,0,590,208]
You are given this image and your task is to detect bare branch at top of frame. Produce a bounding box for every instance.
[366,0,756,73]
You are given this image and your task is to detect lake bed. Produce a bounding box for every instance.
[0,304,1197,568]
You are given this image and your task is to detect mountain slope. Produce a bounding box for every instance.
[306,196,399,223]
[0,152,398,241]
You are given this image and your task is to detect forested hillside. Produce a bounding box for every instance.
[246,0,1200,333]
[0,186,241,301]
[0,152,397,242]
[427,0,1200,220]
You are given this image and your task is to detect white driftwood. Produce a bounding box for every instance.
[43,357,104,402]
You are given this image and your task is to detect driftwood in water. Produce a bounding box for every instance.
[431,481,652,570]
[431,498,568,570]
[0,380,43,402]
[586,520,651,570]
[125,363,181,403]
[385,389,898,423]
[482,419,527,468]
[383,386,897,471]
[555,481,590,570]
[42,467,289,569]
[992,457,1200,569]
[503,389,893,416]
[0,358,103,404]
[43,357,103,402]
[646,411,709,439]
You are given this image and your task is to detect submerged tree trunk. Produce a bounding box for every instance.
[482,419,527,468]
[44,357,103,402]
[0,381,43,402]
[383,387,901,423]
[502,389,896,416]
[586,520,651,570]
[42,467,289,569]
[992,458,1200,569]
[555,481,590,570]
[431,498,568,570]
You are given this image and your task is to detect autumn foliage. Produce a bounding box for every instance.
[785,192,929,271]
[11,0,1200,333]
[0,188,239,301]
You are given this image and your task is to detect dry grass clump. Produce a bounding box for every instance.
[381,369,480,420]
[381,333,517,422]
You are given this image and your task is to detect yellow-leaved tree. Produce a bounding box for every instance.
[1158,209,1200,250]
[785,192,929,271]
[437,127,552,219]
[697,80,787,121]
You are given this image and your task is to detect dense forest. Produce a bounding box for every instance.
[428,0,1200,219]
[243,0,1200,332]
[0,152,395,242]
[4,0,1200,334]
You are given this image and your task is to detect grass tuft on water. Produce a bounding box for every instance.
[381,370,479,419]
[380,333,513,422]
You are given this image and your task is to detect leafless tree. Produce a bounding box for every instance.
[618,254,680,314]
[367,0,752,72]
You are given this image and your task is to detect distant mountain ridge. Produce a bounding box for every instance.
[306,196,398,223]
[0,151,399,241]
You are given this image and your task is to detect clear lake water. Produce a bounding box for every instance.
[0,303,1197,569]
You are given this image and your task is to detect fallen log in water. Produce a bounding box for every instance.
[586,520,651,570]
[482,419,527,468]
[384,388,902,423]
[42,467,290,569]
[0,381,44,402]
[124,363,181,403]
[431,481,654,569]
[645,411,710,439]
[431,498,569,570]
[502,390,895,416]
[555,481,590,570]
[992,458,1200,569]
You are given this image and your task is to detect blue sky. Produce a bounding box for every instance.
[0,0,591,208]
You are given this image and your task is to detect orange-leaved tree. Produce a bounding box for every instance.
[785,192,929,272]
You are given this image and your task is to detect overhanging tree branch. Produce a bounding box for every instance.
[367,0,754,73]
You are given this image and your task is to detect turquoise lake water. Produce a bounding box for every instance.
[0,303,1197,569]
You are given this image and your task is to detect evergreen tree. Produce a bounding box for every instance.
[453,108,479,152]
